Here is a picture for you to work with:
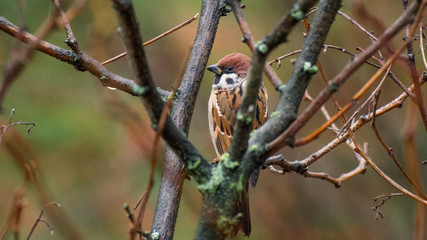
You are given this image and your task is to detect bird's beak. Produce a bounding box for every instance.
[207,64,222,75]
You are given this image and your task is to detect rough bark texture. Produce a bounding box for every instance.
[151,0,225,239]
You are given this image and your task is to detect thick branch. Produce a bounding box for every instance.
[229,0,318,167]
[239,0,341,178]
[152,0,224,239]
[112,0,211,183]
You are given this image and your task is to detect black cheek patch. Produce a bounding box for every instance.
[214,76,220,84]
[226,78,235,84]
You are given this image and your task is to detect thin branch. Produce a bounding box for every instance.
[102,13,199,65]
[355,45,415,98]
[226,0,284,89]
[370,90,424,196]
[371,193,404,220]
[26,202,61,240]
[0,108,36,144]
[403,1,427,130]
[265,79,423,178]
[267,0,421,153]
[0,16,140,95]
[355,148,427,205]
[51,0,81,53]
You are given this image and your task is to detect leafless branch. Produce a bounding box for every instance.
[371,193,404,220]
[102,13,199,65]
[26,202,61,240]
[267,0,421,153]
[0,109,36,144]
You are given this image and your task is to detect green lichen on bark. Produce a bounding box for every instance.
[197,165,224,194]
[132,84,148,96]
[188,157,201,170]
[290,4,304,20]
[255,40,269,54]
[216,213,243,236]
[270,111,282,119]
[229,173,243,193]
[303,62,319,74]
[221,153,239,169]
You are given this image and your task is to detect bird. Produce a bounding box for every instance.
[207,53,268,237]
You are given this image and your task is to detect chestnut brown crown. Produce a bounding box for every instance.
[217,53,251,79]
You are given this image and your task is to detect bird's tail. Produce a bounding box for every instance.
[232,181,251,237]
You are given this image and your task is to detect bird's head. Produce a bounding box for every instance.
[207,53,251,89]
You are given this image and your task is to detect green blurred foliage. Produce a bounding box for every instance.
[0,0,426,239]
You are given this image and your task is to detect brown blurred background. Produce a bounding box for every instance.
[0,0,426,239]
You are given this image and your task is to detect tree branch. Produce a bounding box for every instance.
[0,16,143,95]
[267,0,421,154]
[151,0,224,239]
[240,0,341,178]
[112,0,211,184]
[226,0,284,89]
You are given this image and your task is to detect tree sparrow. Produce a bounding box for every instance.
[207,53,268,236]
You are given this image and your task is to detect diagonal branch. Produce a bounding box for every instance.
[267,0,422,154]
[229,0,319,167]
[239,0,342,178]
[102,13,199,65]
[111,0,211,184]
[0,16,140,95]
[226,0,284,88]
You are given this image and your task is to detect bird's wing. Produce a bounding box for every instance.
[253,82,268,129]
[208,82,267,157]
[208,85,243,157]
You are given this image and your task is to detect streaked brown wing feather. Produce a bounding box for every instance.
[210,86,241,156]
[209,82,267,157]
[253,83,268,129]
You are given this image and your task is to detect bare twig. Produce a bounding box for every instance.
[371,193,404,220]
[370,90,424,196]
[26,202,61,240]
[268,0,421,153]
[403,2,427,130]
[226,0,284,89]
[265,80,424,183]
[355,148,426,205]
[102,13,198,65]
[294,62,392,146]
[0,108,36,144]
[51,0,81,53]
[355,45,415,98]
[0,16,140,94]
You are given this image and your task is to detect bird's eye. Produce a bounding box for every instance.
[226,66,233,72]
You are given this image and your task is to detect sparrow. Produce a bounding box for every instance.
[207,53,268,237]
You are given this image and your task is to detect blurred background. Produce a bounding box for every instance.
[0,0,426,239]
